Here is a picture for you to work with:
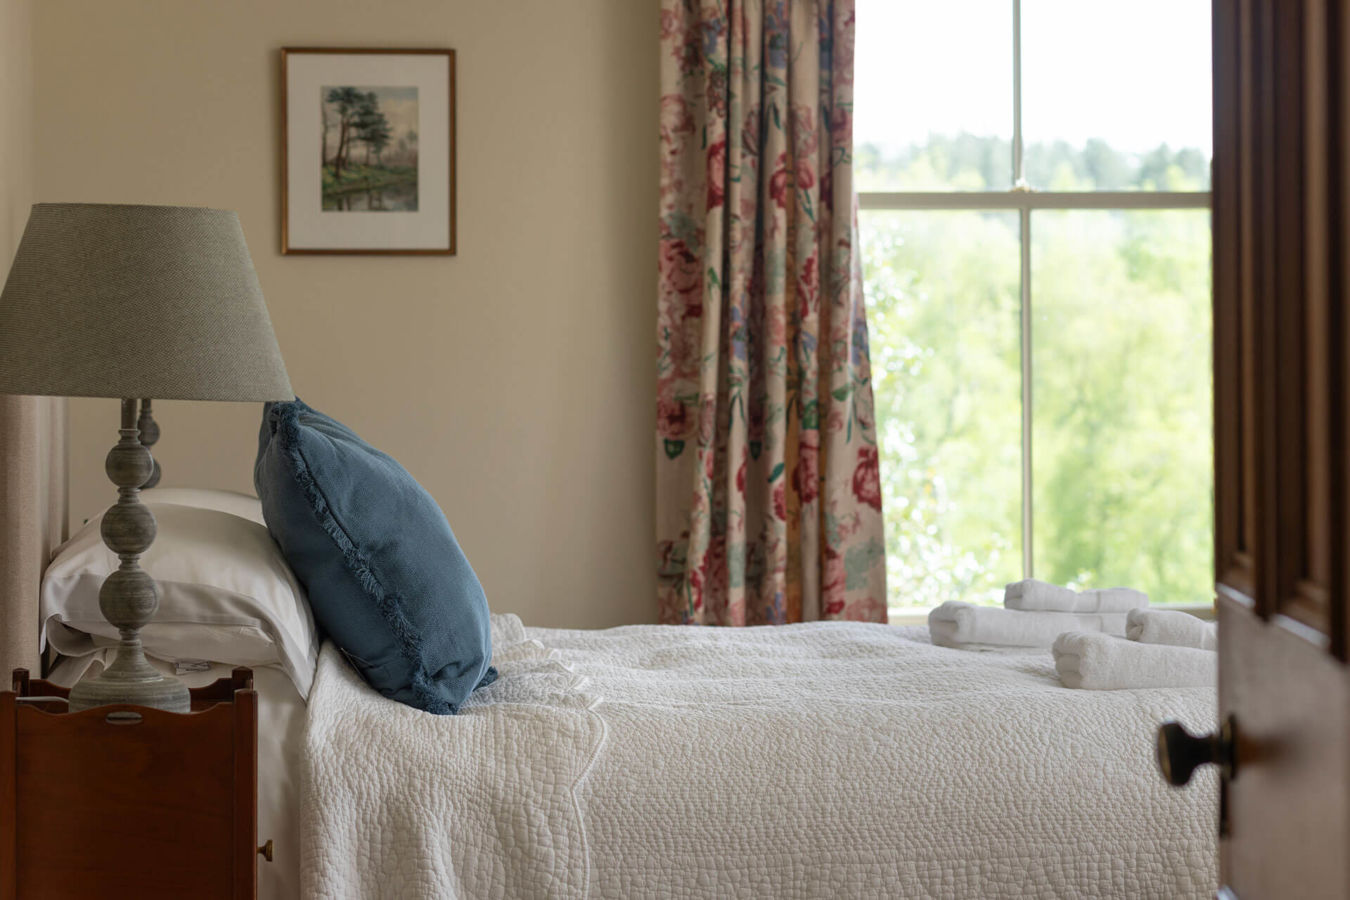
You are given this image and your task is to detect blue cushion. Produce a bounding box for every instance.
[254,399,494,713]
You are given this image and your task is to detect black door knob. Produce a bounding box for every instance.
[1157,716,1235,786]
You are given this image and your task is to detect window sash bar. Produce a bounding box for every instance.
[1013,0,1030,578]
[1012,0,1025,187]
[1019,206,1034,578]
[859,191,1212,211]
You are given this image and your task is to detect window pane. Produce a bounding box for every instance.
[861,211,1022,611]
[1023,0,1211,190]
[854,1,1012,191]
[1031,211,1212,604]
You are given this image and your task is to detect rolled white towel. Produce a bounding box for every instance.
[928,601,1129,650]
[1004,579,1148,613]
[1053,631,1216,689]
[1126,608,1217,650]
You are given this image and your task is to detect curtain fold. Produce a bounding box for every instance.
[0,395,67,676]
[657,0,885,625]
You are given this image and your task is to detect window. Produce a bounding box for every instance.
[856,0,1213,613]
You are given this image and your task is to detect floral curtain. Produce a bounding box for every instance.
[656,0,886,625]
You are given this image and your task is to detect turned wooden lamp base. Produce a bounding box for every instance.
[67,398,189,714]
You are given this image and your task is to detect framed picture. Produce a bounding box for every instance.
[282,47,455,255]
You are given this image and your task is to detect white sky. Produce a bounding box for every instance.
[854,0,1212,154]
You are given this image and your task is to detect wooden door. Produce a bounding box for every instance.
[1207,0,1350,895]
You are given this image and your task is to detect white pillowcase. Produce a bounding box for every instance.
[144,486,270,524]
[41,488,318,698]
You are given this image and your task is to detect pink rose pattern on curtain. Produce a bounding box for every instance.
[656,0,886,625]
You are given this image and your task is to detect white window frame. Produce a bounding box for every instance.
[861,0,1213,622]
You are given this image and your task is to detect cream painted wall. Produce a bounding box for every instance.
[33,0,659,628]
[1,0,30,253]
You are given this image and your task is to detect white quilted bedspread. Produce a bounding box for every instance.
[301,617,1216,899]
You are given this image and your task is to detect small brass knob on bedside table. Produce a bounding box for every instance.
[258,839,274,862]
[1157,716,1236,786]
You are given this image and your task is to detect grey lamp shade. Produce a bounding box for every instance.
[0,203,292,401]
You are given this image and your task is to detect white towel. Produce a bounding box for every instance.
[1053,631,1216,689]
[1003,579,1148,613]
[928,601,1129,650]
[1126,608,1217,650]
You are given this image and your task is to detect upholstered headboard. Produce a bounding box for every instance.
[0,395,68,676]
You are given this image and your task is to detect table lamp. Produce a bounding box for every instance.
[0,203,293,712]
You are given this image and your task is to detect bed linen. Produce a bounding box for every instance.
[42,498,318,696]
[302,616,1217,899]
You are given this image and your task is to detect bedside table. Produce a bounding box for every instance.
[1,667,264,899]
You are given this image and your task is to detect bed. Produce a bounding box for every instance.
[48,614,1218,899]
[14,416,1217,899]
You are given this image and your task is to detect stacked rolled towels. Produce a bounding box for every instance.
[1053,608,1218,690]
[1004,580,1148,614]
[926,579,1218,690]
[927,579,1144,650]
[928,602,1131,650]
[1125,607,1218,650]
[1053,632,1216,689]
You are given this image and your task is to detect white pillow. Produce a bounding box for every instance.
[41,489,318,697]
[143,486,268,524]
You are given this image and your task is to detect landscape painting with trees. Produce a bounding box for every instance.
[321,85,418,211]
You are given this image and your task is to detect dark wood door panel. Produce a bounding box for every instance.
[1219,599,1350,898]
[1211,0,1252,603]
[1214,0,1341,642]
[1212,0,1350,895]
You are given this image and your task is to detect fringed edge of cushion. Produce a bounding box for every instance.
[273,400,458,715]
